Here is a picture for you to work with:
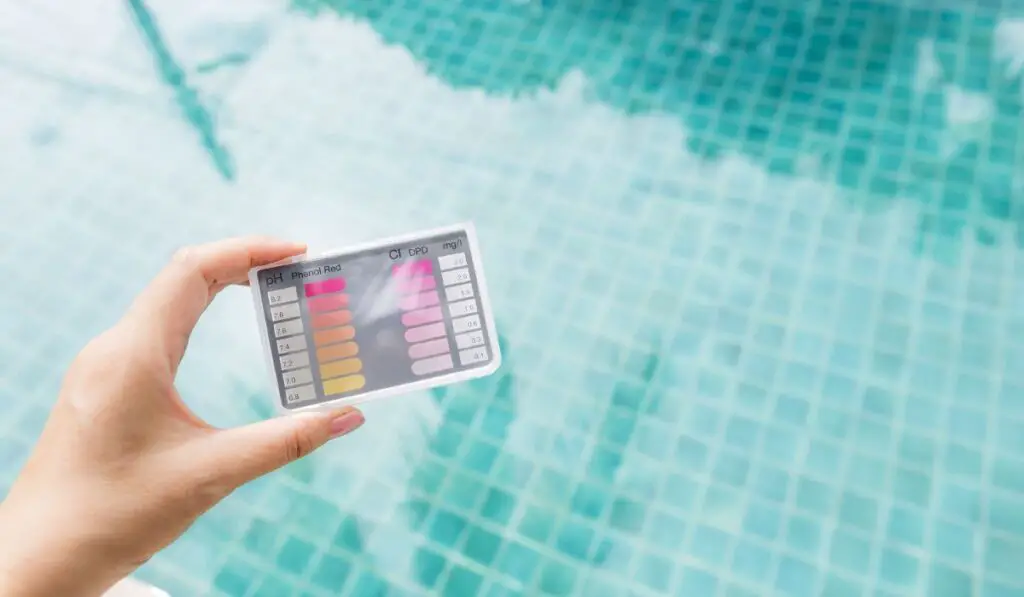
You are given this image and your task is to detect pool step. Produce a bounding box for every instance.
[103,578,169,597]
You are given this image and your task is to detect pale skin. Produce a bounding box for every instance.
[0,237,366,597]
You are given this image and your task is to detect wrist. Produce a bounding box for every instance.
[0,491,123,597]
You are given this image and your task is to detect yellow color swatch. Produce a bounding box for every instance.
[322,374,366,396]
[320,358,363,380]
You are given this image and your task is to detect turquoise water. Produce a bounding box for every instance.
[1,0,1023,595]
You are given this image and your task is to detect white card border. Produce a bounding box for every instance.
[248,222,502,416]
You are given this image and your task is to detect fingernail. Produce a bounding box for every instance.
[329,408,365,439]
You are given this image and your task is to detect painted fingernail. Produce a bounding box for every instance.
[329,409,365,438]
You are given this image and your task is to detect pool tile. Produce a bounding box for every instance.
[213,558,259,595]
[410,459,449,494]
[440,566,482,596]
[276,536,316,576]
[289,494,344,543]
[926,564,972,597]
[724,416,761,451]
[742,502,782,540]
[495,453,534,487]
[937,482,981,524]
[570,483,608,520]
[762,426,801,463]
[945,444,983,479]
[731,540,772,583]
[586,447,624,480]
[983,535,1024,580]
[838,491,879,533]
[861,386,896,418]
[430,510,469,548]
[676,567,718,597]
[332,517,365,553]
[646,510,685,552]
[691,525,731,565]
[465,526,503,566]
[723,586,759,597]
[537,468,572,503]
[885,505,925,548]
[892,467,933,507]
[785,515,822,554]
[829,530,872,575]
[661,473,700,511]
[675,436,710,471]
[774,395,811,425]
[481,488,516,525]
[496,541,541,584]
[440,471,486,510]
[413,548,446,589]
[580,576,628,597]
[713,451,752,487]
[538,560,576,596]
[984,579,1023,597]
[996,417,1024,454]
[879,547,918,586]
[948,406,987,445]
[464,440,500,474]
[821,574,863,597]
[243,518,280,554]
[751,466,790,503]
[636,424,674,460]
[775,555,817,597]
[484,582,523,597]
[312,553,353,592]
[609,498,646,533]
[897,434,936,468]
[795,477,835,515]
[253,576,294,597]
[636,552,673,592]
[992,458,1024,494]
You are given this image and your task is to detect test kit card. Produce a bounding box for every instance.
[249,223,501,412]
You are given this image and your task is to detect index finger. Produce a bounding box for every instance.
[126,236,307,370]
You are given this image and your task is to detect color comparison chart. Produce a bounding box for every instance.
[250,224,501,411]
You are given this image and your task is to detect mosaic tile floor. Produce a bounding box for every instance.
[1,0,1023,595]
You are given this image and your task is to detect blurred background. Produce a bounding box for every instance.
[1,0,1023,595]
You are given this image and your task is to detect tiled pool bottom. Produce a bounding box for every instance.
[1,0,1024,595]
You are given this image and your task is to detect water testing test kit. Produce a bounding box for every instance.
[249,223,501,413]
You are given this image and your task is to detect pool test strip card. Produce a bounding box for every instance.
[249,223,501,412]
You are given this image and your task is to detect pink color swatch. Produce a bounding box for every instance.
[400,290,440,311]
[401,306,443,327]
[404,322,447,343]
[307,293,349,313]
[392,259,433,277]
[408,338,452,360]
[411,354,454,376]
[396,275,437,294]
[304,277,346,297]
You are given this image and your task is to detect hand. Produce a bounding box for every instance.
[0,237,365,597]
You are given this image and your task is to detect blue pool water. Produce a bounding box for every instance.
[1,0,1023,595]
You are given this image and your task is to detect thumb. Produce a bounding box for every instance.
[199,407,365,488]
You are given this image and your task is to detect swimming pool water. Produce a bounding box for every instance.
[0,0,1023,595]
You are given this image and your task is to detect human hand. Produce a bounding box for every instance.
[0,237,365,597]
